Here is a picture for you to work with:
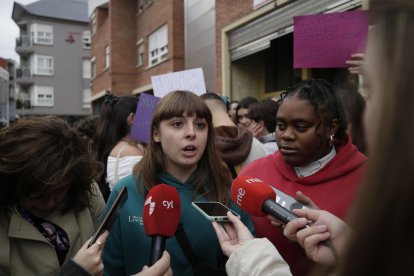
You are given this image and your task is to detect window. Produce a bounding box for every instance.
[137,42,144,66]
[31,23,53,45]
[148,24,168,66]
[137,0,145,13]
[91,12,97,35]
[104,45,110,69]
[91,57,96,79]
[31,85,54,106]
[137,0,153,14]
[83,59,91,79]
[83,88,91,108]
[31,55,53,75]
[82,30,91,49]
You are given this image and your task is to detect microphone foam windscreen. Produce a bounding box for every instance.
[231,175,276,216]
[143,184,181,237]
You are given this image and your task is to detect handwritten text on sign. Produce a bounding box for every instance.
[151,68,206,98]
[131,93,161,144]
[293,11,369,68]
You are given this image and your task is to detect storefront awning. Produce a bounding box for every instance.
[229,0,362,61]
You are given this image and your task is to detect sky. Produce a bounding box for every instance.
[0,0,37,63]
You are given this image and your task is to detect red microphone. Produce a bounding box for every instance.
[143,184,181,265]
[231,176,340,259]
[230,176,298,223]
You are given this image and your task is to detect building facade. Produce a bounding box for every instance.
[184,0,216,92]
[89,0,186,112]
[89,0,369,107]
[12,0,92,118]
[0,58,12,127]
[0,58,17,127]
[216,0,368,101]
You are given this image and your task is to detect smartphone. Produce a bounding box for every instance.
[88,186,128,247]
[192,201,240,222]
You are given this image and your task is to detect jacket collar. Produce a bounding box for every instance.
[8,205,81,245]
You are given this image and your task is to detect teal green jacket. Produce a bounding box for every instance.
[102,173,255,275]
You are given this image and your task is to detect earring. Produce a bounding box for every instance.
[329,134,334,147]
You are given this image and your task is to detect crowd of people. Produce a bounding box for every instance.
[1,0,413,275]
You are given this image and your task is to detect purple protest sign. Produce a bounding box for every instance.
[294,10,369,68]
[131,93,161,144]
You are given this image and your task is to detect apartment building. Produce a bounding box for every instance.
[216,0,368,100]
[0,58,17,127]
[0,59,10,127]
[89,0,186,112]
[12,0,92,118]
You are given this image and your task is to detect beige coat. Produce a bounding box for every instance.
[0,183,105,276]
[226,238,293,276]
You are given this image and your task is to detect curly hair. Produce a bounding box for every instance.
[277,79,348,146]
[0,116,103,212]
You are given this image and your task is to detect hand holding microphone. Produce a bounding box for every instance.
[231,176,340,262]
[287,208,351,266]
[133,251,173,276]
[143,184,181,266]
[268,190,319,233]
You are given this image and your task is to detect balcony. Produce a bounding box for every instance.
[16,67,34,86]
[15,35,33,56]
[16,99,32,110]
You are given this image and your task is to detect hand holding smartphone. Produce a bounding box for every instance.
[88,186,128,247]
[192,201,240,222]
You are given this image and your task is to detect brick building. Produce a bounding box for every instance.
[88,0,185,112]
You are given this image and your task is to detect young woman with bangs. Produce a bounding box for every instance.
[102,91,254,275]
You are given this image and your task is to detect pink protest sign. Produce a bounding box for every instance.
[294,10,368,68]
